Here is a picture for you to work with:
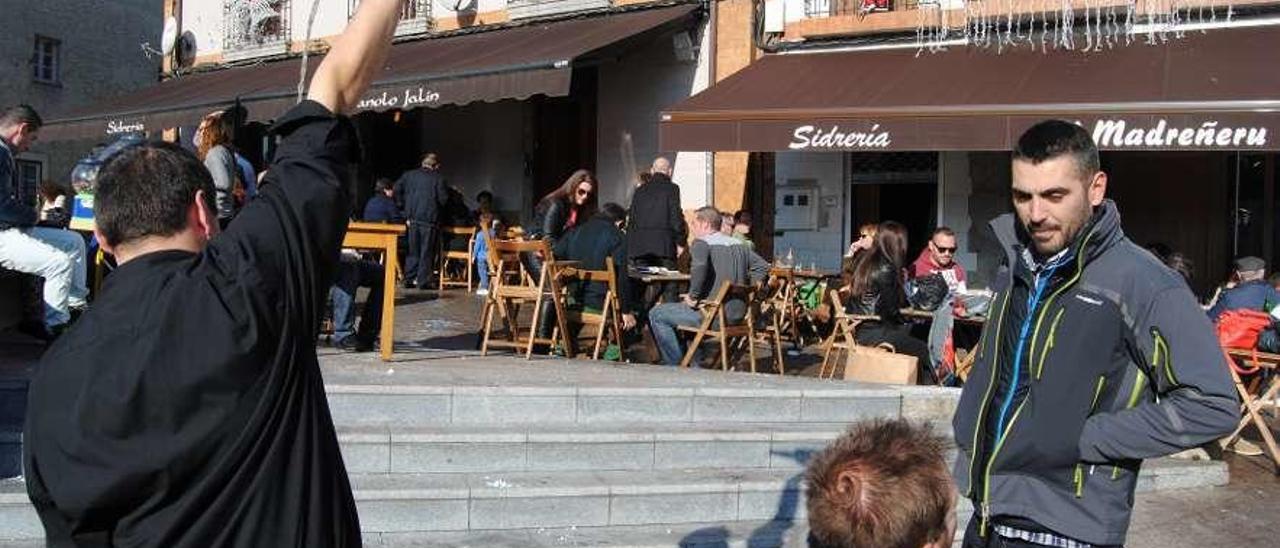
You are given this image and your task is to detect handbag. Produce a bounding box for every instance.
[843,343,919,385]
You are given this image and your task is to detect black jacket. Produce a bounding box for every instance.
[394,168,447,224]
[844,258,905,325]
[0,139,36,229]
[627,174,686,261]
[553,215,634,314]
[529,197,574,246]
[952,200,1238,545]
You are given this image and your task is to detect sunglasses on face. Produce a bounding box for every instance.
[935,246,957,254]
[576,189,591,197]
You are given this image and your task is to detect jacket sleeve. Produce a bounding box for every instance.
[1078,285,1240,463]
[668,185,686,247]
[0,148,37,227]
[747,250,771,285]
[688,240,710,301]
[542,200,565,243]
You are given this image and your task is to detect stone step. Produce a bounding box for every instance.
[324,383,949,428]
[360,520,813,547]
[337,423,852,475]
[0,458,1227,541]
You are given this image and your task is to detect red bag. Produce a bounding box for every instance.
[1216,309,1272,349]
[1216,309,1272,375]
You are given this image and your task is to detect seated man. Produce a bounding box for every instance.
[363,178,403,223]
[806,419,956,548]
[1209,256,1280,321]
[910,226,966,294]
[552,203,638,352]
[0,104,88,339]
[329,250,384,352]
[648,206,770,366]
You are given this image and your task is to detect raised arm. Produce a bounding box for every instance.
[307,0,401,114]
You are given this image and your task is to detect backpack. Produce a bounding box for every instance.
[909,273,950,312]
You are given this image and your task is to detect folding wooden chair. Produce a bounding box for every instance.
[438,226,477,292]
[479,239,570,359]
[1221,348,1280,473]
[766,267,806,349]
[676,282,760,371]
[551,261,625,360]
[818,289,878,380]
[746,281,788,375]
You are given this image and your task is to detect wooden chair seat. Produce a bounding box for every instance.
[677,282,781,373]
[479,239,572,359]
[551,262,625,361]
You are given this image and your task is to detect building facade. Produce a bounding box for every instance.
[0,0,160,202]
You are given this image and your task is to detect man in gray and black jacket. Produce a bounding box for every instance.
[954,120,1238,548]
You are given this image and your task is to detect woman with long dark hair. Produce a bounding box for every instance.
[846,220,932,381]
[530,169,596,247]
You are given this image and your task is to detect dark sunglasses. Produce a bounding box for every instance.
[576,189,591,197]
[935,246,957,254]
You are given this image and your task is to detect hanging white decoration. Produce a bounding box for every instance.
[913,1,1241,55]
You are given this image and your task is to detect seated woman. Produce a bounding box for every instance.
[844,221,932,382]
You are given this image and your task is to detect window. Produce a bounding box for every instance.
[14,159,43,207]
[223,0,291,58]
[32,35,60,84]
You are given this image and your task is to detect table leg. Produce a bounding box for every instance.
[380,239,397,361]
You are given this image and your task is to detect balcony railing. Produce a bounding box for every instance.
[349,0,432,34]
[803,0,906,19]
[223,0,291,61]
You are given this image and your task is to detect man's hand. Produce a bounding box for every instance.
[307,0,401,114]
[681,295,698,308]
[676,245,686,258]
[621,313,637,331]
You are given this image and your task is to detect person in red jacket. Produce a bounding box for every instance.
[910,226,967,293]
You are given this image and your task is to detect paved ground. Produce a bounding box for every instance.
[4,286,1280,546]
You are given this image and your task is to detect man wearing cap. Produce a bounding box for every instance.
[1208,256,1280,322]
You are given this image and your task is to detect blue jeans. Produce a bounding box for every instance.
[475,257,489,290]
[330,259,384,343]
[649,302,705,366]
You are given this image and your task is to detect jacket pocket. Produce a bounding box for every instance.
[1073,375,1108,498]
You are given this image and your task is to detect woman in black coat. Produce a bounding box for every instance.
[846,221,932,380]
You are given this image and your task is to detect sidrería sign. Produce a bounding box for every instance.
[357,86,442,111]
[788,124,892,150]
[1089,119,1268,149]
[106,120,145,135]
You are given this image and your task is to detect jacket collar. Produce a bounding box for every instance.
[990,199,1126,279]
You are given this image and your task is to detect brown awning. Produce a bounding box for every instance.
[661,24,1280,152]
[43,4,698,141]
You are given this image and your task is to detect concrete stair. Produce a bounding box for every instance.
[0,353,1234,544]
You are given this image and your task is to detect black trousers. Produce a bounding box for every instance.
[961,516,1123,548]
[405,222,439,287]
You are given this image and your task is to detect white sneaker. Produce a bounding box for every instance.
[475,288,489,296]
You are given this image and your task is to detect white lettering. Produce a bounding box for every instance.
[106,120,145,134]
[357,91,399,110]
[786,124,892,151]
[1093,119,1268,149]
[403,87,441,108]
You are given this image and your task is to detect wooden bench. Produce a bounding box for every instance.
[1223,348,1280,473]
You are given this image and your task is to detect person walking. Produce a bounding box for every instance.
[953,120,1238,548]
[395,152,448,289]
[23,2,403,545]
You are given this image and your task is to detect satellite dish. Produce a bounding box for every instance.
[175,31,197,68]
[161,17,179,56]
[448,0,476,11]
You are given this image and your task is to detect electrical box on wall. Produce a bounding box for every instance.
[776,180,819,231]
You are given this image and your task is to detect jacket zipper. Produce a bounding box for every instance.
[1076,375,1108,497]
[1111,362,1152,479]
[977,228,1097,536]
[1035,307,1066,380]
[966,289,1013,499]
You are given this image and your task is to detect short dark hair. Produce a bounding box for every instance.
[0,104,43,130]
[806,419,952,548]
[598,202,627,223]
[734,210,752,226]
[96,141,217,247]
[374,178,393,192]
[476,190,493,202]
[932,226,955,239]
[422,152,439,169]
[695,206,722,231]
[1013,120,1100,180]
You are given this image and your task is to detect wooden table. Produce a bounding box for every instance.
[900,307,988,326]
[343,221,406,361]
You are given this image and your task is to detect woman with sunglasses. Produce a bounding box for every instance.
[845,220,931,380]
[526,169,596,342]
[845,222,878,259]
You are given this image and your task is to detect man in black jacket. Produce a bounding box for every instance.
[395,152,447,288]
[627,157,687,304]
[0,104,88,338]
[553,203,638,334]
[953,120,1238,547]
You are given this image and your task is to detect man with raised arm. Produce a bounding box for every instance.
[23,2,402,546]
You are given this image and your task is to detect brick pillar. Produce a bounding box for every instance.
[711,0,760,213]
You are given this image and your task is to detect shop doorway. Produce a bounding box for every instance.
[531,68,598,203]
[848,152,939,258]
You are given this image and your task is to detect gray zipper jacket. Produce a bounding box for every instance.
[952,200,1239,545]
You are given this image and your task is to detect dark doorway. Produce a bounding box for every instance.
[531,68,598,202]
[848,152,940,257]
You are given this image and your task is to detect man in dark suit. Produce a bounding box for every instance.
[394,152,447,288]
[627,157,687,304]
